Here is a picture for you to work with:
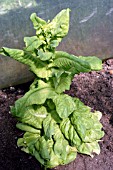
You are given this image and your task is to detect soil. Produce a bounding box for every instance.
[0,59,113,170]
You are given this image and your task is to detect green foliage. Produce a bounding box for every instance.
[0,9,104,169]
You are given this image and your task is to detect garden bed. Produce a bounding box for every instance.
[0,59,113,170]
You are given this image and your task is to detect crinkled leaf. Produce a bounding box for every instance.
[63,146,77,165]
[79,56,102,71]
[38,49,53,61]
[52,51,91,74]
[30,13,46,30]
[51,69,72,93]
[0,47,52,79]
[47,8,70,37]
[54,72,72,93]
[14,105,48,129]
[30,9,70,50]
[24,36,43,51]
[34,149,45,165]
[43,115,56,139]
[11,86,56,115]
[36,136,51,160]
[71,98,104,142]
[78,141,101,157]
[52,94,75,119]
[17,132,40,152]
[54,138,68,161]
[31,65,52,79]
[60,118,81,147]
[34,135,76,168]
[60,117,102,157]
[0,47,25,62]
[23,132,40,146]
[30,79,52,90]
[24,87,56,106]
[46,150,60,168]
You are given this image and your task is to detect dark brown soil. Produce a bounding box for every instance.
[0,59,113,170]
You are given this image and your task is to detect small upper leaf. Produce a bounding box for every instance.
[47,8,70,38]
[30,13,46,30]
[38,50,53,61]
[24,36,43,51]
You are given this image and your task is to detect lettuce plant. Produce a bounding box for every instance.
[0,9,104,169]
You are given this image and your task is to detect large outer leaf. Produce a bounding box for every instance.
[60,118,81,147]
[34,136,77,168]
[17,132,40,152]
[19,106,48,129]
[0,47,25,63]
[11,85,56,113]
[13,105,48,129]
[17,115,77,169]
[16,123,40,134]
[52,51,91,74]
[52,94,75,119]
[43,115,56,139]
[71,98,104,143]
[37,116,77,168]
[60,117,102,157]
[79,56,102,71]
[77,141,101,157]
[0,47,52,79]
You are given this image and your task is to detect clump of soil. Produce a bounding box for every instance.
[0,59,113,170]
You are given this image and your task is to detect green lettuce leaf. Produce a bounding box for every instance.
[52,94,75,119]
[52,69,72,93]
[30,13,47,30]
[47,8,70,38]
[38,49,53,61]
[70,98,104,143]
[79,56,102,70]
[52,51,91,74]
[14,105,48,129]
[11,85,56,113]
[17,132,40,153]
[60,118,81,147]
[0,47,52,79]
[60,116,103,157]
[77,141,101,157]
[43,115,56,139]
[17,115,77,169]
[24,36,43,52]
[16,123,40,134]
